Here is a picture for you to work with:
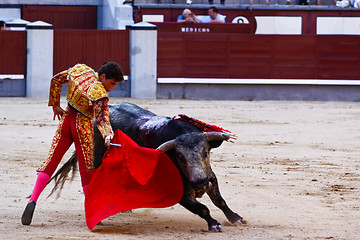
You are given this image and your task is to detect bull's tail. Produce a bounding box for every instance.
[47,152,78,199]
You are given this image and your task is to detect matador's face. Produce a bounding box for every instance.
[99,74,119,92]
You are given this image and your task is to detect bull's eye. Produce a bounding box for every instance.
[202,148,208,159]
[178,152,186,163]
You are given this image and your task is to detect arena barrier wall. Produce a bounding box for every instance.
[1,20,359,100]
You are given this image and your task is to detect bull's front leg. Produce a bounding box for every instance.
[179,194,224,232]
[207,171,244,225]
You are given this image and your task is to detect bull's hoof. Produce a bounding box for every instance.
[233,218,247,226]
[209,223,224,232]
[229,213,245,225]
[239,218,247,225]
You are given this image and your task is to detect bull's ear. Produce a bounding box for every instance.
[204,132,229,149]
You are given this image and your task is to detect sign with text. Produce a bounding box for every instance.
[154,22,253,34]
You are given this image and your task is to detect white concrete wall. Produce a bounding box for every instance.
[26,21,54,98]
[102,0,134,30]
[0,8,21,20]
[129,22,157,99]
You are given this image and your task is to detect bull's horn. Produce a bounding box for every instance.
[157,139,176,152]
[204,132,230,141]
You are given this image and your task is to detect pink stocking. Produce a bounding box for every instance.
[29,172,50,203]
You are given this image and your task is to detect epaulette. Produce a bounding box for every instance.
[87,82,108,101]
[68,63,96,77]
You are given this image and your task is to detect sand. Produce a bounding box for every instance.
[1,97,359,240]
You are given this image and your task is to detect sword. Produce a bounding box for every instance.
[110,143,122,148]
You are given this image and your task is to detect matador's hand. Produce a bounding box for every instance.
[52,105,66,121]
[105,134,113,149]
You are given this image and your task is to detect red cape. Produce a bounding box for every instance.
[85,130,184,230]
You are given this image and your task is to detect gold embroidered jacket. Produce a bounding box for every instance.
[48,64,113,138]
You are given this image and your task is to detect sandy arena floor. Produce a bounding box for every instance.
[1,97,359,240]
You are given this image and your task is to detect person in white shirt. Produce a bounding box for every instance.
[200,7,226,24]
[351,0,360,7]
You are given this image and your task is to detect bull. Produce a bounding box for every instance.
[51,102,244,232]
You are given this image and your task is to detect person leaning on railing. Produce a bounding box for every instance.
[177,9,201,23]
[200,7,226,24]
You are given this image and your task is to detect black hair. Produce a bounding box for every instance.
[97,62,124,82]
[0,21,6,28]
[209,6,218,13]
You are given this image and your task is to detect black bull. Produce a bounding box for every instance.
[51,102,243,232]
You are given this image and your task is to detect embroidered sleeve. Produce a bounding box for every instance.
[48,70,68,107]
[94,98,113,139]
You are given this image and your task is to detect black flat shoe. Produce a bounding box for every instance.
[21,201,36,225]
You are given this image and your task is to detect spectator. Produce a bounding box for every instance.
[336,0,350,7]
[351,0,360,7]
[177,9,200,23]
[298,0,309,4]
[200,7,226,24]
[0,21,6,30]
[209,0,225,4]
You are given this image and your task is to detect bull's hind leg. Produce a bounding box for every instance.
[207,172,244,225]
[179,195,224,232]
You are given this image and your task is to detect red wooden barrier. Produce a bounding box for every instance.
[22,5,97,29]
[0,31,26,74]
[157,33,360,81]
[1,29,358,85]
[317,35,360,80]
[53,30,130,75]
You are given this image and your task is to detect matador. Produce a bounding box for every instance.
[21,62,124,226]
